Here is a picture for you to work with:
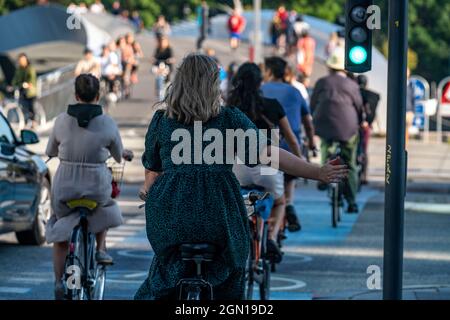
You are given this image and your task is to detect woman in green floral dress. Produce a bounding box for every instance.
[135,54,347,300]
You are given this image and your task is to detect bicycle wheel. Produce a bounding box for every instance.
[64,225,88,300]
[331,185,339,228]
[337,183,343,222]
[90,265,106,300]
[244,243,255,300]
[33,101,46,128]
[3,102,25,132]
[260,259,271,300]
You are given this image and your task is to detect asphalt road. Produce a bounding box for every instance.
[1,33,449,300]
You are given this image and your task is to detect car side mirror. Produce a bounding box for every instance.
[0,143,15,156]
[21,129,39,145]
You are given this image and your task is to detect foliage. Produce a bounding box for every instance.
[1,0,449,81]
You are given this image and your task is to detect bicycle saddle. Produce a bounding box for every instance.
[66,199,98,211]
[179,243,217,260]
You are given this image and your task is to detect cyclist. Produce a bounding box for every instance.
[228,62,302,262]
[261,56,316,232]
[100,42,122,94]
[357,75,380,185]
[128,34,144,85]
[45,74,133,299]
[153,15,171,46]
[227,8,246,50]
[74,48,101,79]
[310,48,364,213]
[135,53,347,300]
[118,35,135,98]
[11,53,37,128]
[153,37,175,82]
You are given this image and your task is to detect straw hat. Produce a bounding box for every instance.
[326,47,346,71]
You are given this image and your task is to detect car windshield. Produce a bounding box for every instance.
[0,114,15,144]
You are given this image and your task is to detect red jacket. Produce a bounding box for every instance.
[228,14,245,33]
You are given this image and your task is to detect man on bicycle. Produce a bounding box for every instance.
[45,74,133,299]
[310,48,365,213]
[261,56,316,232]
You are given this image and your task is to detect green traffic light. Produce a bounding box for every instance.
[349,46,368,64]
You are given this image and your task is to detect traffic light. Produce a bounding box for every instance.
[345,0,373,73]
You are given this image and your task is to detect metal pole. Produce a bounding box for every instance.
[437,100,442,143]
[383,0,408,300]
[253,0,262,64]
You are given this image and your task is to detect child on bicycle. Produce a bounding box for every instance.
[136,53,347,300]
[45,74,133,299]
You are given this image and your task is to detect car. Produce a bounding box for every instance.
[0,111,51,245]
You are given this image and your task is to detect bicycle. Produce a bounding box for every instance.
[1,87,46,130]
[152,62,170,102]
[140,189,272,301]
[176,243,217,300]
[1,88,25,132]
[62,159,127,300]
[241,187,273,300]
[323,142,345,228]
[300,137,318,184]
[100,77,123,113]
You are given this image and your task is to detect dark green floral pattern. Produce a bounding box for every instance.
[135,107,267,300]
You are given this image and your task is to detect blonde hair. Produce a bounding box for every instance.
[163,53,222,125]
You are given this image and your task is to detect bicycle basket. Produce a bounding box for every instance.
[106,159,125,187]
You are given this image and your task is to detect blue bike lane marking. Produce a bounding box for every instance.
[284,186,381,247]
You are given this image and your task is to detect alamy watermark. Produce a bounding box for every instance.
[366,265,382,290]
[66,265,82,290]
[170,122,280,175]
[66,8,81,30]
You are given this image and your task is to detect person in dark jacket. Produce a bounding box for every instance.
[310,48,364,213]
[357,75,380,184]
[11,53,37,127]
[196,1,209,51]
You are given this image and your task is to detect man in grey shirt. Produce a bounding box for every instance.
[310,48,364,213]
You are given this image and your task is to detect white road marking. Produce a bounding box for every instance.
[115,225,143,231]
[0,287,30,294]
[108,230,140,237]
[270,276,307,291]
[124,218,146,225]
[8,277,49,284]
[124,272,148,279]
[405,202,450,215]
[117,249,153,259]
[284,246,450,262]
[118,200,145,208]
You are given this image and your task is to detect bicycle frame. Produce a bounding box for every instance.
[242,189,273,300]
[325,141,344,228]
[64,207,106,300]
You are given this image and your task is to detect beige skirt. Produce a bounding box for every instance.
[45,161,124,243]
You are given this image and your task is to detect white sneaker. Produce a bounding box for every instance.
[95,250,114,265]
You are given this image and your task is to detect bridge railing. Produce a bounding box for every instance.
[36,64,76,123]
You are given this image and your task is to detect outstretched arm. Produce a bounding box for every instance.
[263,145,347,184]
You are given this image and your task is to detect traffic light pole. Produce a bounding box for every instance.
[383,0,408,300]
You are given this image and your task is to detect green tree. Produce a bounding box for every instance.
[1,0,448,81]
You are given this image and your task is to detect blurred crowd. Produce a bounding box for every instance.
[67,0,144,31]
[75,32,143,102]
